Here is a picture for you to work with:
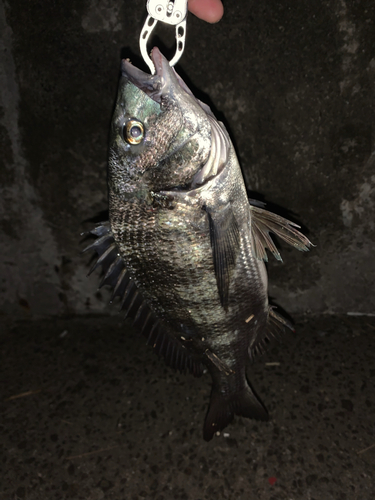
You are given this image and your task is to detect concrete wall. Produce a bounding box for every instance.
[1,0,374,319]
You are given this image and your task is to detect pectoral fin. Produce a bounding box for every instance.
[249,203,313,262]
[204,204,240,310]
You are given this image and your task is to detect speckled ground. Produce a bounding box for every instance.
[1,315,374,499]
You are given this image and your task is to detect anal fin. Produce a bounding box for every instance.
[249,307,294,361]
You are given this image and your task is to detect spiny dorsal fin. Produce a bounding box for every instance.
[83,223,204,377]
[204,204,240,311]
[249,203,313,262]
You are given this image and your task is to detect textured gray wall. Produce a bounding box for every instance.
[1,0,374,318]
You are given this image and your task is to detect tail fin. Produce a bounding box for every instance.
[203,382,269,441]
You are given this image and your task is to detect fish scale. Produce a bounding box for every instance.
[113,203,214,330]
[85,47,312,441]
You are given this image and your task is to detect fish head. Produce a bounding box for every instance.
[108,47,212,201]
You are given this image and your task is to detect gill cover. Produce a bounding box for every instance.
[108,48,213,196]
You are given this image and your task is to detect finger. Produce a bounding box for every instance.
[188,0,224,23]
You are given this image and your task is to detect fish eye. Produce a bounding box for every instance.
[124,119,144,145]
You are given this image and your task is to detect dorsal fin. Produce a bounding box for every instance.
[204,204,240,311]
[83,223,204,377]
[249,203,313,262]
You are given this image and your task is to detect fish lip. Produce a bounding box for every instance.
[121,47,171,103]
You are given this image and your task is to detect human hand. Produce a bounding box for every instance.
[188,0,224,23]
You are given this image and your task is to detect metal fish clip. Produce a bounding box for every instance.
[140,0,188,74]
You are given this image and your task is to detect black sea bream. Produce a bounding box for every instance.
[85,48,312,441]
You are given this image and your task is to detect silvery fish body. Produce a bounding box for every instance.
[86,48,312,441]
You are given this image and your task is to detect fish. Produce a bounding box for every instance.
[84,47,312,441]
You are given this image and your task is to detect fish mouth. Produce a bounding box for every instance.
[121,48,229,189]
[121,47,173,103]
[121,47,214,116]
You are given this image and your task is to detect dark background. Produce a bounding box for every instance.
[1,0,374,319]
[1,2,375,499]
